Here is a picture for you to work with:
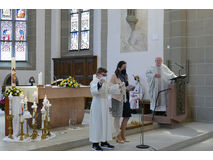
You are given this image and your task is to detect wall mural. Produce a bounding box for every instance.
[120,9,148,53]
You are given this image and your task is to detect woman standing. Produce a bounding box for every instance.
[110,61,134,143]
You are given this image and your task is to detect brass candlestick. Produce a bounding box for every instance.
[7,115,14,139]
[19,121,25,141]
[31,123,38,140]
[47,121,51,136]
[31,112,39,140]
[25,118,30,138]
[41,127,47,140]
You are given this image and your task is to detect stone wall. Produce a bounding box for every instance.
[164,9,213,122]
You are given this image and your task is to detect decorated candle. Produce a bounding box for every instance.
[8,93,13,115]
[46,101,52,122]
[41,107,46,129]
[11,57,16,89]
[24,97,28,111]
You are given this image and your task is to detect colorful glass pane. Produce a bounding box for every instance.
[81,31,89,49]
[71,9,78,14]
[15,22,26,41]
[71,14,78,32]
[16,9,26,20]
[81,12,90,30]
[0,42,12,61]
[15,42,26,61]
[70,32,78,50]
[1,21,12,41]
[1,9,12,20]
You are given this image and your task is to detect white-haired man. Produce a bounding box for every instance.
[146,57,176,116]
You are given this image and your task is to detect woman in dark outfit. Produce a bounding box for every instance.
[115,61,133,142]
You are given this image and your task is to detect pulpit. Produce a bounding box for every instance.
[144,75,187,127]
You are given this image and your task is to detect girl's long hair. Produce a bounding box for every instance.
[115,61,127,77]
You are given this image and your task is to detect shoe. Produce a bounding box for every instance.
[92,145,103,151]
[116,134,124,143]
[100,142,115,150]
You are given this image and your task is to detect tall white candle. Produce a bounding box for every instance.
[11,57,16,89]
[38,72,43,85]
[8,93,13,115]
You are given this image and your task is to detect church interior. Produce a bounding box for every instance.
[1,7,213,154]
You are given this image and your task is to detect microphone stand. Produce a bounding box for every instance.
[136,100,151,149]
[152,88,171,120]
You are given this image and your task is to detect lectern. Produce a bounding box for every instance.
[144,75,187,127]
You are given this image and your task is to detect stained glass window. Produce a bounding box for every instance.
[15,22,27,41]
[69,9,90,51]
[15,42,27,61]
[81,31,89,49]
[71,14,78,32]
[81,12,90,31]
[0,42,12,60]
[70,32,78,50]
[15,9,26,20]
[1,9,12,20]
[1,21,12,41]
[0,9,28,61]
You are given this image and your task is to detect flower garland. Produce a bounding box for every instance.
[4,88,23,97]
[59,76,80,88]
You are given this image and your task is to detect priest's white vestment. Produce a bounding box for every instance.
[146,64,176,111]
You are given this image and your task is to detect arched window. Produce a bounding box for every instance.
[0,9,28,61]
[61,9,93,57]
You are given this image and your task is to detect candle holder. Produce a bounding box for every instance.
[25,118,30,138]
[19,121,25,141]
[47,121,51,136]
[7,114,14,139]
[46,101,52,137]
[31,123,38,140]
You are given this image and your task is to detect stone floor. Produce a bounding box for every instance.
[1,109,213,151]
[69,122,213,151]
[180,137,213,151]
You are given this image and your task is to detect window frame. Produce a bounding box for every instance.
[61,9,93,57]
[0,9,36,70]
[0,9,28,62]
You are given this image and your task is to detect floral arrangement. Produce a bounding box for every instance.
[4,88,23,97]
[59,76,80,88]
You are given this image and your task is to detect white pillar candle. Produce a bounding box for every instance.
[8,93,13,115]
[46,102,52,122]
[11,57,16,89]
[24,97,28,111]
[32,109,35,125]
[38,72,43,85]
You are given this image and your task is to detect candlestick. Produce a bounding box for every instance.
[41,106,47,139]
[31,102,38,140]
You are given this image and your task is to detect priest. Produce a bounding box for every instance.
[146,57,176,116]
[89,67,121,151]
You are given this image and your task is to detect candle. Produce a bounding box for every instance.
[41,106,46,129]
[8,93,13,115]
[38,72,43,85]
[11,57,16,89]
[46,101,52,122]
[24,97,28,111]
[31,102,37,125]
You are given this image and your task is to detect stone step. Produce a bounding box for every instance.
[31,122,158,151]
[160,131,213,151]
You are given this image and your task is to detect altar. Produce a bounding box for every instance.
[5,86,92,136]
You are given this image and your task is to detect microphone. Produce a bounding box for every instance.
[175,62,184,69]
